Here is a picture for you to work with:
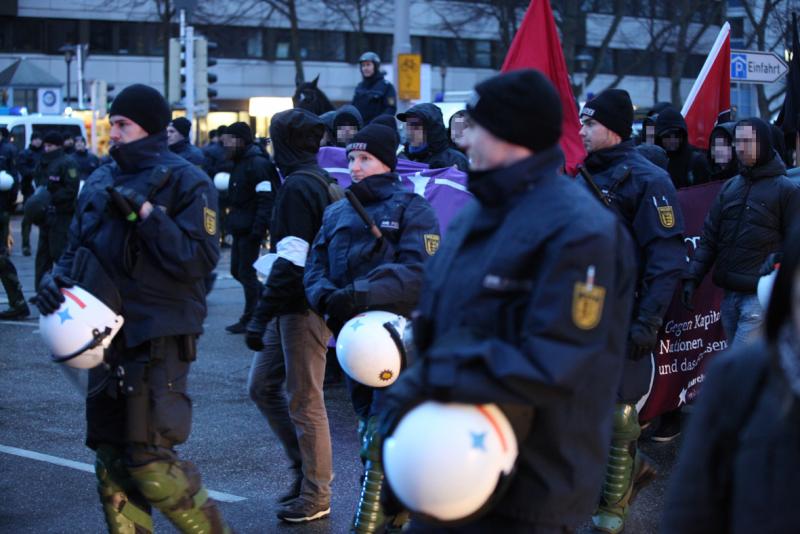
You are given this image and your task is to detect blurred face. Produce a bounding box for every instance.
[406,117,426,147]
[735,124,758,167]
[109,115,149,146]
[660,131,682,152]
[360,61,375,78]
[348,150,390,182]
[711,135,733,165]
[75,137,86,151]
[337,125,358,145]
[450,116,467,145]
[43,143,59,153]
[166,124,184,146]
[644,124,655,145]
[62,137,74,149]
[31,137,42,148]
[579,117,620,153]
[221,133,244,159]
[458,115,532,171]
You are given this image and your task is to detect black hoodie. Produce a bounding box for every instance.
[332,104,364,147]
[399,103,469,171]
[655,107,711,188]
[707,122,738,183]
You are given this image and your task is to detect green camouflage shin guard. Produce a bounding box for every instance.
[95,446,154,534]
[352,417,387,533]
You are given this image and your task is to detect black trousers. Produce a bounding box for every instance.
[0,212,25,307]
[86,336,194,465]
[34,213,71,290]
[230,233,261,324]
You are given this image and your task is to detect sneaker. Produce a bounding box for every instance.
[277,499,330,523]
[225,321,247,334]
[650,411,681,443]
[0,304,30,320]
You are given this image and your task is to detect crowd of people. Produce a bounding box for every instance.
[2,50,800,534]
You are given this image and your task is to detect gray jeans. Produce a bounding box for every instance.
[247,311,333,505]
[720,290,763,348]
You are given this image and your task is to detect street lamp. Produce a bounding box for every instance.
[440,62,447,97]
[59,44,76,109]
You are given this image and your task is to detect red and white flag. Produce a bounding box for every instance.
[681,22,731,150]
[501,0,586,174]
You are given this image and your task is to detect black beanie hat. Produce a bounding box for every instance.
[467,69,561,151]
[346,124,398,171]
[580,89,633,140]
[227,122,253,144]
[109,84,170,135]
[170,117,191,138]
[43,130,63,146]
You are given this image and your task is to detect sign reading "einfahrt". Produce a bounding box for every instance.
[730,50,788,84]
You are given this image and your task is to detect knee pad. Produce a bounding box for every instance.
[612,404,641,443]
[129,460,205,510]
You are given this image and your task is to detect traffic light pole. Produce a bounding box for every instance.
[393,0,411,113]
[179,9,195,124]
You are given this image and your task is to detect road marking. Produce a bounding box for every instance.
[0,320,38,328]
[0,444,247,503]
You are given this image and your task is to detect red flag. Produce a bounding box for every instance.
[501,0,585,173]
[681,23,731,150]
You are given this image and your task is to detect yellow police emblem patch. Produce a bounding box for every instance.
[424,234,440,256]
[379,369,394,382]
[657,206,675,228]
[203,207,217,235]
[572,272,605,331]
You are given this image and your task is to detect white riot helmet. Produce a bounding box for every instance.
[0,170,14,191]
[213,172,230,191]
[337,311,407,387]
[758,267,779,310]
[383,401,518,522]
[39,285,124,369]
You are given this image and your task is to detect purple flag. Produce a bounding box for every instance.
[317,147,472,234]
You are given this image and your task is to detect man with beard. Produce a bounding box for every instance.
[32,83,231,534]
[578,89,686,534]
[222,121,280,334]
[352,52,397,125]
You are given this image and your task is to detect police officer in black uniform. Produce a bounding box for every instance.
[377,70,637,533]
[352,52,397,125]
[167,117,206,167]
[222,121,280,334]
[17,132,44,256]
[33,131,80,289]
[0,134,28,319]
[73,135,101,181]
[578,89,686,534]
[304,123,440,533]
[32,84,231,534]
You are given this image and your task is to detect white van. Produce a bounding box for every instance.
[0,115,87,151]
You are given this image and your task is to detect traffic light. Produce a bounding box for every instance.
[168,37,186,105]
[90,80,115,118]
[194,37,217,116]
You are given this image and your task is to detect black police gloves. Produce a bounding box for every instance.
[107,186,147,221]
[681,280,696,311]
[326,287,357,323]
[245,316,268,351]
[629,319,659,360]
[32,273,75,315]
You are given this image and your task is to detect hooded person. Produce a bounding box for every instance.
[397,103,469,171]
[684,117,800,347]
[304,123,440,532]
[245,108,339,523]
[654,107,712,188]
[319,110,337,147]
[638,102,673,145]
[332,104,364,148]
[352,51,397,125]
[222,121,281,334]
[707,122,739,182]
[32,83,231,533]
[167,116,205,167]
[448,109,468,153]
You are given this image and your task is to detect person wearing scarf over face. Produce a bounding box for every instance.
[304,123,440,533]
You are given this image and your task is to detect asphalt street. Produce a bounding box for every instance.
[0,215,679,534]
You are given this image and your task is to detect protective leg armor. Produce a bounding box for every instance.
[128,459,232,534]
[592,403,657,534]
[95,445,154,534]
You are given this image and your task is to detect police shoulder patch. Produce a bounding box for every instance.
[424,234,440,256]
[572,266,605,330]
[203,207,217,236]
[657,205,675,228]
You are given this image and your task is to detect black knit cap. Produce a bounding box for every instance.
[226,122,253,144]
[109,84,170,135]
[467,69,562,151]
[170,117,191,138]
[43,130,63,146]
[346,124,398,171]
[580,89,633,140]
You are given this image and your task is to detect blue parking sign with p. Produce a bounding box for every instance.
[731,53,747,80]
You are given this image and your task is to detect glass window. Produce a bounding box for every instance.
[45,19,80,54]
[89,20,114,54]
[474,40,492,68]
